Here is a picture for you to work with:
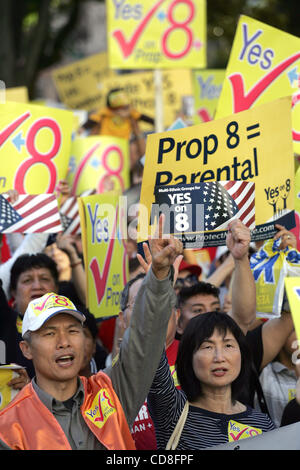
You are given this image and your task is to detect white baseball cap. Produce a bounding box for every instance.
[22,292,86,338]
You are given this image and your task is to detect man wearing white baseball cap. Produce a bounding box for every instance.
[21,292,86,338]
[0,215,183,450]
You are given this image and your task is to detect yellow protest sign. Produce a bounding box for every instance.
[285,277,300,342]
[138,97,295,246]
[295,166,300,215]
[192,70,225,124]
[250,239,293,318]
[215,16,300,154]
[52,57,193,130]
[67,136,130,196]
[0,365,23,410]
[78,192,129,318]
[51,52,116,111]
[106,0,206,69]
[98,69,192,131]
[0,101,73,193]
[293,165,300,251]
[6,87,28,103]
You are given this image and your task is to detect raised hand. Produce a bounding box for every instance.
[226,219,251,260]
[137,239,183,285]
[146,214,183,280]
[274,224,297,250]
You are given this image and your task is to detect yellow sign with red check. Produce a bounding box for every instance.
[78,192,129,318]
[67,136,130,196]
[192,69,225,124]
[215,16,300,154]
[107,0,206,69]
[0,101,73,193]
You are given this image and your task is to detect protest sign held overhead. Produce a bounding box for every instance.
[153,181,255,248]
[192,69,225,124]
[67,136,130,196]
[0,101,73,194]
[78,192,129,318]
[107,0,206,69]
[250,239,300,318]
[51,52,115,111]
[138,97,295,247]
[52,54,193,130]
[215,16,300,154]
[0,194,62,233]
[89,69,192,131]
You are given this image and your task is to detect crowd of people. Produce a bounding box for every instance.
[0,88,300,451]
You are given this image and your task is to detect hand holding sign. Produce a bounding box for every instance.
[226,219,251,260]
[5,189,19,204]
[7,368,30,391]
[273,224,297,251]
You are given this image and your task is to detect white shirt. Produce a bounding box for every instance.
[254,361,297,427]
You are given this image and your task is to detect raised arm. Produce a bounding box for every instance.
[225,219,256,334]
[260,312,295,370]
[105,215,183,427]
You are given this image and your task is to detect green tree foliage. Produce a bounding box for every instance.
[207,0,300,67]
[0,0,84,95]
[0,0,298,96]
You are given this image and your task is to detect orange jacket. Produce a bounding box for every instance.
[0,372,136,450]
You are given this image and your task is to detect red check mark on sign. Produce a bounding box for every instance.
[197,108,212,122]
[228,52,300,113]
[112,0,166,58]
[89,206,118,305]
[94,390,115,423]
[0,111,30,147]
[229,427,250,441]
[71,142,101,196]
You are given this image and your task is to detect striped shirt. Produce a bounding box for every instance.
[148,352,276,450]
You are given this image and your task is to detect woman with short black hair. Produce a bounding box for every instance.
[148,311,275,449]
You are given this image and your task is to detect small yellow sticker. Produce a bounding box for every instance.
[228,420,262,442]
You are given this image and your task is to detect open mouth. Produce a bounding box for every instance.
[55,355,75,367]
[31,294,46,300]
[212,368,228,376]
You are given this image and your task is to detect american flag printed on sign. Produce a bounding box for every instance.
[153,181,255,235]
[0,194,62,233]
[180,180,255,232]
[218,181,255,230]
[59,189,96,235]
